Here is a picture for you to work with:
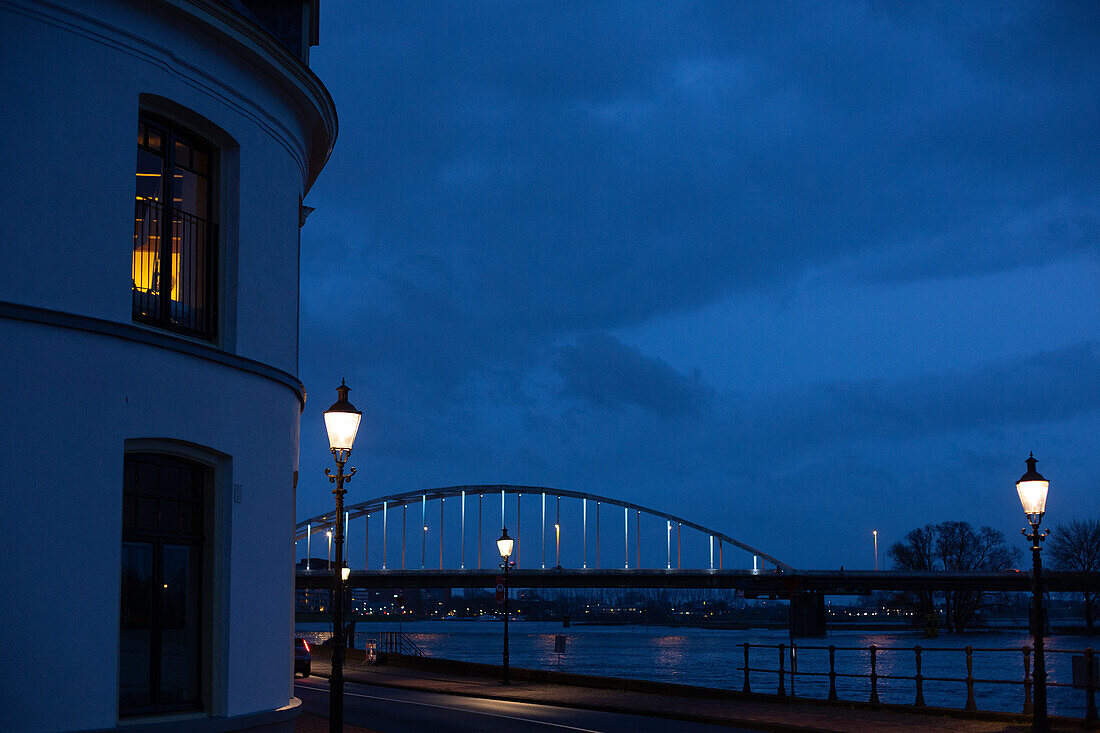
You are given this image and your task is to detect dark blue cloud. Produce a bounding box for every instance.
[749,341,1100,454]
[296,2,1100,566]
[554,333,711,416]
[310,1,1100,341]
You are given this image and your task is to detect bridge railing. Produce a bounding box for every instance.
[740,642,1098,720]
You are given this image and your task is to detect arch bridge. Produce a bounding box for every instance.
[295,484,792,574]
[293,485,1098,636]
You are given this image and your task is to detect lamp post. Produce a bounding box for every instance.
[339,561,352,615]
[323,380,361,733]
[326,529,333,570]
[1017,452,1050,733]
[497,527,514,685]
[873,529,878,571]
[341,561,352,650]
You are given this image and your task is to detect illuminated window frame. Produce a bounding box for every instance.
[133,115,218,340]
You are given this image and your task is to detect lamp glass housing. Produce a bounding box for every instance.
[324,381,362,453]
[324,411,361,453]
[497,529,514,559]
[1016,453,1049,523]
[341,564,351,582]
[1017,479,1049,521]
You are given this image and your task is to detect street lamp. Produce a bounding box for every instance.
[326,529,333,570]
[497,527,514,685]
[323,379,361,733]
[873,530,878,571]
[1017,452,1050,733]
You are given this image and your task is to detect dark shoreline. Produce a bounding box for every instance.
[296,612,1099,635]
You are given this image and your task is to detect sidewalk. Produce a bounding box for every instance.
[301,651,1094,732]
[294,711,377,733]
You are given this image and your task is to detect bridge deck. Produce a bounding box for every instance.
[296,568,1098,595]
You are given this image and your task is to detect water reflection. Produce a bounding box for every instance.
[653,635,689,668]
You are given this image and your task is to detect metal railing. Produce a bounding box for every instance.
[132,197,215,338]
[740,642,1098,720]
[374,631,426,657]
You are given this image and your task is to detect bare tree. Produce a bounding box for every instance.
[935,522,1019,633]
[1047,519,1100,632]
[890,525,938,571]
[889,525,938,628]
[889,521,1020,633]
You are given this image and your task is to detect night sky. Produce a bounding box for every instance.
[294,2,1099,570]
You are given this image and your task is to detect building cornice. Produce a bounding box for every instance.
[1,0,338,193]
[1,301,306,408]
[164,0,338,192]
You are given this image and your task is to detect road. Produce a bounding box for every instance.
[294,679,756,732]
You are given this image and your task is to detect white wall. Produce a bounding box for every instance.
[0,0,333,373]
[0,1,335,730]
[0,320,302,730]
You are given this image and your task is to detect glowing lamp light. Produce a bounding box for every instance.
[341,562,351,582]
[1016,452,1049,523]
[497,527,514,559]
[323,379,361,454]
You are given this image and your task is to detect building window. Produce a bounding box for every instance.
[133,116,217,339]
[119,453,207,716]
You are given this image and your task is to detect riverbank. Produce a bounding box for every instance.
[304,646,1096,732]
[297,613,1096,635]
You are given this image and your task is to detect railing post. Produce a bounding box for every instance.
[828,645,837,701]
[790,643,797,698]
[869,644,880,704]
[777,644,787,697]
[1023,645,1033,714]
[964,646,977,711]
[914,645,926,707]
[743,643,751,694]
[1086,648,1098,722]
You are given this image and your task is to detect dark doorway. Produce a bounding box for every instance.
[119,453,206,715]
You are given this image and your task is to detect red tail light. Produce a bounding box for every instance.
[302,640,310,653]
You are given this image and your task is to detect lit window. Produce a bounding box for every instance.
[133,117,216,339]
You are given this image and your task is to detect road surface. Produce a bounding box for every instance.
[294,678,756,732]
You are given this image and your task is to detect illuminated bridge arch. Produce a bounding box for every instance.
[295,485,792,572]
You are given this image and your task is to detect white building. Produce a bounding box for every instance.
[0,1,336,730]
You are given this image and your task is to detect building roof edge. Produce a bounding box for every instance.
[165,0,338,192]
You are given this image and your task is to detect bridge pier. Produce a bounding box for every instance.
[789,592,827,637]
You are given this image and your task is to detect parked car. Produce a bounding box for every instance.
[294,637,311,677]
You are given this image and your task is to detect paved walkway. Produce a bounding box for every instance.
[294,711,377,732]
[298,655,1094,732]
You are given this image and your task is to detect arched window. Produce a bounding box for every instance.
[133,115,217,339]
[119,453,208,715]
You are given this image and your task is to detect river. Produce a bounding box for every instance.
[295,620,1097,718]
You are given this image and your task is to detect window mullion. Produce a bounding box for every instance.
[159,131,175,327]
[150,541,163,710]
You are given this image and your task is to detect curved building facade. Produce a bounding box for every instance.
[0,1,336,730]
